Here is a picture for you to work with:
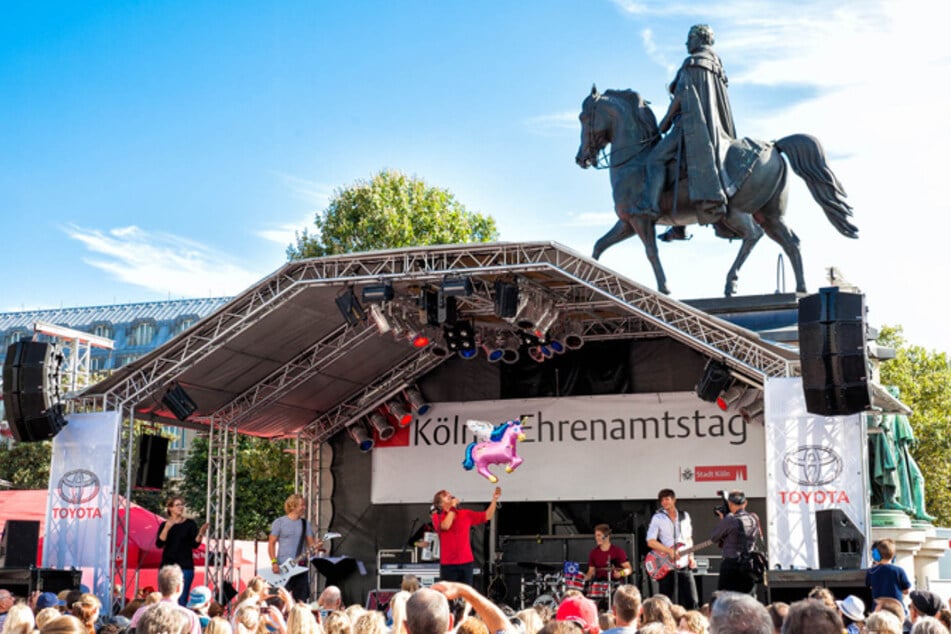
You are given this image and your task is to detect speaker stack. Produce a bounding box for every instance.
[0,520,40,568]
[815,509,865,569]
[2,341,67,442]
[134,434,169,490]
[798,288,871,416]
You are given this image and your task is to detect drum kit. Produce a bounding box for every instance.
[515,561,626,609]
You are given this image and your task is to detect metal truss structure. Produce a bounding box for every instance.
[75,241,799,606]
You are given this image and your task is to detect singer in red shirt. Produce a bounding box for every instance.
[431,487,501,585]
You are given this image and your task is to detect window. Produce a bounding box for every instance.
[91,322,114,340]
[128,320,156,347]
[174,315,198,335]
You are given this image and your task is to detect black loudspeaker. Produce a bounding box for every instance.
[161,384,197,421]
[798,288,871,416]
[816,509,865,569]
[33,568,82,593]
[1,520,40,568]
[2,341,67,442]
[134,434,169,490]
[695,359,731,402]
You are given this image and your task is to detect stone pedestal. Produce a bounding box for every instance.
[912,523,949,588]
[871,524,927,582]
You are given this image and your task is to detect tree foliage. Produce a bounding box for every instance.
[287,170,499,259]
[178,435,296,540]
[877,325,951,524]
[0,440,52,489]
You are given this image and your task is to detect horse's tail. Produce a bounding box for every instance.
[462,442,476,471]
[775,134,858,238]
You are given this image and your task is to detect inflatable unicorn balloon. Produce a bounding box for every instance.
[462,418,526,483]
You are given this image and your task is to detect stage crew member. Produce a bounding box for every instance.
[646,488,698,609]
[710,489,761,594]
[431,487,501,585]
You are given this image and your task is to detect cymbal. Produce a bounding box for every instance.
[516,561,560,572]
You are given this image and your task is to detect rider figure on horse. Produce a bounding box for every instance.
[638,24,736,242]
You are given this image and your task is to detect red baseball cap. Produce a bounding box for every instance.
[556,595,600,634]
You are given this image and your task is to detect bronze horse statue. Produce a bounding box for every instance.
[575,86,857,296]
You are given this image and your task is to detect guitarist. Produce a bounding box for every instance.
[268,493,324,602]
[646,488,698,609]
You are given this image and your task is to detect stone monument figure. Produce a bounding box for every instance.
[638,24,736,242]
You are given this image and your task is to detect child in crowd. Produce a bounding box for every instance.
[865,538,911,610]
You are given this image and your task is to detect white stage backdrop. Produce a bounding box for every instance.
[371,392,765,504]
[764,378,869,569]
[43,411,121,609]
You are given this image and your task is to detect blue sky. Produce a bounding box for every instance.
[3,1,949,353]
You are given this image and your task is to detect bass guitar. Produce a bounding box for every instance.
[644,539,714,580]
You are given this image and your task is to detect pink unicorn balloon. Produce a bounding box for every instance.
[462,419,526,483]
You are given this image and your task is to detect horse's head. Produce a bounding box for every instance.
[576,85,609,169]
[510,420,526,443]
[576,86,659,169]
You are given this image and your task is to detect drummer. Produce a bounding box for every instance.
[585,524,632,586]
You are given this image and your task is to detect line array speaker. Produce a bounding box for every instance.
[2,341,67,442]
[134,434,169,490]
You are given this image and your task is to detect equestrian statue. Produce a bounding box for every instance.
[575,24,857,296]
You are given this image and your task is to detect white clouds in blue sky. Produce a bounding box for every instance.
[5,0,950,352]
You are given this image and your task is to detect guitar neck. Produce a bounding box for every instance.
[673,539,714,557]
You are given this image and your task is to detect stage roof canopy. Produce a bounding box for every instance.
[78,242,904,442]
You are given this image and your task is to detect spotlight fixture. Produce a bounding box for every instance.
[716,384,762,412]
[562,321,584,350]
[335,288,366,326]
[404,387,431,415]
[348,422,374,452]
[500,333,521,364]
[696,360,731,403]
[441,276,473,297]
[484,332,506,363]
[368,304,391,334]
[494,280,520,318]
[362,282,394,303]
[444,320,477,358]
[368,411,395,441]
[515,291,559,336]
[740,396,765,426]
[162,383,198,421]
[387,399,414,427]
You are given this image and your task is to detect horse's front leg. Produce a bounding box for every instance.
[506,452,523,473]
[628,214,669,294]
[593,219,636,260]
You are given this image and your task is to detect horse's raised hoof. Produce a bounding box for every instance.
[659,284,671,295]
[591,249,602,261]
[724,280,737,297]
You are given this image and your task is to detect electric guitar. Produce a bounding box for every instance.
[257,532,343,586]
[644,539,714,580]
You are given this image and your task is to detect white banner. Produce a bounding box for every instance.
[764,378,869,569]
[43,411,121,607]
[371,392,765,504]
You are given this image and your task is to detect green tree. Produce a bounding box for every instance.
[878,325,951,524]
[0,440,52,489]
[178,435,296,540]
[287,170,498,259]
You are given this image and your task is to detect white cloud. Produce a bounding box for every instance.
[523,111,579,135]
[63,224,261,298]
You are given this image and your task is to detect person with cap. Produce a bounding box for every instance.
[555,594,600,634]
[35,592,66,612]
[186,585,213,628]
[866,538,911,611]
[709,489,762,594]
[909,590,946,624]
[836,595,867,634]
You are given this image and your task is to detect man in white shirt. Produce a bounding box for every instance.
[645,488,698,608]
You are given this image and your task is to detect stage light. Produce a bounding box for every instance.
[387,400,413,427]
[494,280,520,318]
[740,396,765,426]
[484,332,506,363]
[335,289,366,326]
[405,387,431,415]
[500,332,521,364]
[528,346,545,363]
[717,384,762,412]
[368,304,391,334]
[368,411,395,441]
[561,321,585,350]
[362,282,394,303]
[411,332,431,348]
[444,320,476,357]
[441,276,473,297]
[162,383,197,421]
[347,422,374,452]
[696,359,731,402]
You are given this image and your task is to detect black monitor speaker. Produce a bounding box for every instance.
[1,519,40,568]
[798,288,871,416]
[134,434,169,490]
[2,341,67,442]
[815,508,864,569]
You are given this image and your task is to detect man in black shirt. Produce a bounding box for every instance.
[710,490,761,593]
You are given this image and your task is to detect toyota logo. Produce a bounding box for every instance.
[783,446,842,486]
[56,469,101,504]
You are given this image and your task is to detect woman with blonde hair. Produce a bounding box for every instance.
[323,611,352,634]
[39,616,85,634]
[35,608,63,631]
[69,594,100,634]
[389,592,411,634]
[639,597,677,634]
[353,612,385,634]
[286,604,322,634]
[515,609,544,634]
[206,617,235,634]
[236,577,269,607]
[1,604,35,634]
[677,610,708,634]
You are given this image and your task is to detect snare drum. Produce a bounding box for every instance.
[563,572,585,592]
[587,581,609,599]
